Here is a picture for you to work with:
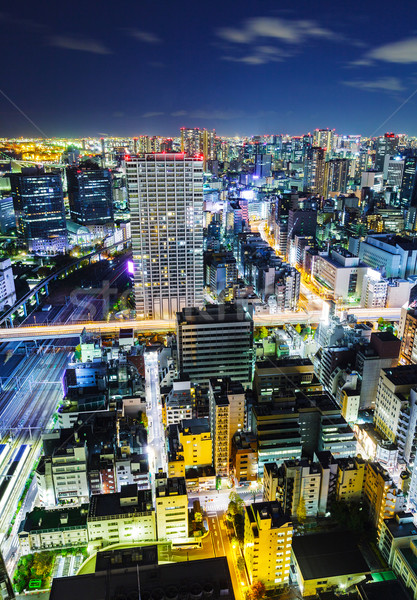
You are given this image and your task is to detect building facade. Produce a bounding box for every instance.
[127,154,204,319]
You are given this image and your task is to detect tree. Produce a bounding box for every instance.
[296,495,307,524]
[237,557,246,572]
[228,491,244,516]
[377,317,386,331]
[248,581,266,600]
[138,411,148,428]
[259,326,268,339]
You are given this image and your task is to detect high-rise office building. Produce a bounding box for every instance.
[10,167,67,253]
[323,158,350,197]
[303,147,325,195]
[126,153,204,319]
[401,156,417,207]
[375,133,399,172]
[254,153,272,178]
[67,163,113,228]
[177,304,254,386]
[0,196,15,233]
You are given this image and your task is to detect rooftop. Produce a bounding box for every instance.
[50,556,235,600]
[88,488,153,518]
[292,531,369,581]
[20,504,89,533]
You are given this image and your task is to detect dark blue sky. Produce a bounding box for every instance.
[2,0,417,138]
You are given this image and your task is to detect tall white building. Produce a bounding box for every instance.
[0,258,16,311]
[126,153,204,319]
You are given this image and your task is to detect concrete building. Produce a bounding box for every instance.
[356,331,401,410]
[231,432,258,483]
[0,258,16,311]
[155,476,188,542]
[127,154,204,319]
[36,432,89,506]
[253,356,317,402]
[358,235,417,279]
[87,486,155,545]
[364,462,406,536]
[177,305,254,386]
[335,457,365,502]
[18,505,89,553]
[177,418,212,470]
[50,551,235,600]
[292,531,369,596]
[374,365,417,464]
[164,379,194,426]
[312,248,368,301]
[243,501,293,588]
[400,306,417,365]
[276,460,324,519]
[379,512,417,566]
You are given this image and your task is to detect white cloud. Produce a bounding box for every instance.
[215,16,348,65]
[49,34,111,54]
[351,37,417,67]
[342,77,405,92]
[369,38,417,63]
[217,16,339,46]
[142,111,164,118]
[128,29,161,44]
[171,110,188,117]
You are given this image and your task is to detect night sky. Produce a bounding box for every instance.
[2,0,417,138]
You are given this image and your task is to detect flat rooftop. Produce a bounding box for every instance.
[292,531,369,581]
[50,557,235,600]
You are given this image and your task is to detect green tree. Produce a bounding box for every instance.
[138,411,148,428]
[296,495,307,524]
[237,557,246,572]
[228,491,244,516]
[259,326,268,339]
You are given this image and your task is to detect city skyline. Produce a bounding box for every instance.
[1,0,417,137]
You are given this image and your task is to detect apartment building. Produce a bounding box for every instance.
[243,501,293,588]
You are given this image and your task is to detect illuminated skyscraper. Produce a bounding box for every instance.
[67,163,113,228]
[10,167,67,253]
[313,128,334,153]
[126,153,204,319]
[303,147,325,195]
[180,128,216,167]
[375,133,398,172]
[323,158,350,197]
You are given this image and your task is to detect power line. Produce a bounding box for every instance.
[0,87,48,139]
[370,87,417,138]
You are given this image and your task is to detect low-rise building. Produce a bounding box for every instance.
[87,485,155,545]
[178,418,212,470]
[291,531,370,596]
[18,505,88,554]
[155,476,188,542]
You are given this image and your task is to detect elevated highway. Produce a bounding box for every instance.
[0,307,401,342]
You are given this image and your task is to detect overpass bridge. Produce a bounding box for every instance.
[0,307,402,342]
